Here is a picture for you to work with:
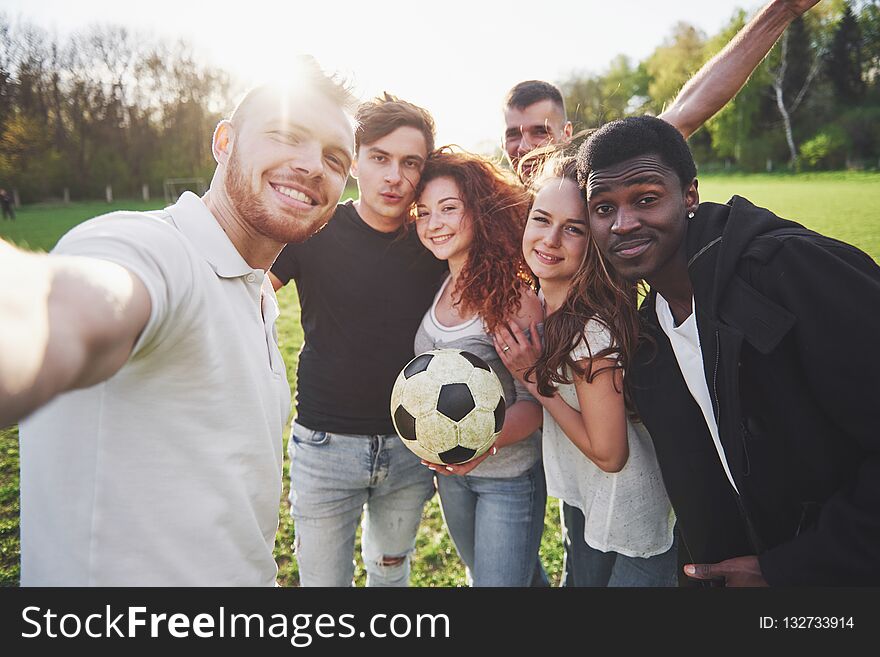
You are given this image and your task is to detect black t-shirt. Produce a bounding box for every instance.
[271,201,447,434]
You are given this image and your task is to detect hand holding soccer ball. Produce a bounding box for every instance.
[390,349,505,465]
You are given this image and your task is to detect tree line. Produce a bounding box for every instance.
[0,18,233,203]
[2,2,879,204]
[561,0,880,171]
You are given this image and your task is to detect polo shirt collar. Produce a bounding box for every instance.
[166,191,256,279]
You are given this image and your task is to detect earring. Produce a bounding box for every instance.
[687,210,695,219]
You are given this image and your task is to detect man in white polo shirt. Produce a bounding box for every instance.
[0,58,355,585]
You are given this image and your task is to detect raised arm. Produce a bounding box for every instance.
[0,239,150,427]
[659,0,820,139]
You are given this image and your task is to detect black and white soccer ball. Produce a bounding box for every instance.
[390,349,505,465]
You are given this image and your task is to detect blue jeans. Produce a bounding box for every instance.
[288,421,435,587]
[436,461,547,587]
[560,501,678,587]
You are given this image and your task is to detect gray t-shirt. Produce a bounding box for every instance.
[413,277,541,478]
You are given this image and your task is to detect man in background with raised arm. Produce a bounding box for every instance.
[502,1,821,183]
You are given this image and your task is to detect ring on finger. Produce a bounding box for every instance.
[502,344,510,352]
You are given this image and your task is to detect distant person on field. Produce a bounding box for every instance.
[581,115,880,586]
[0,57,356,586]
[0,189,14,220]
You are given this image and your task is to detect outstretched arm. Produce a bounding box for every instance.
[659,0,820,139]
[0,239,150,427]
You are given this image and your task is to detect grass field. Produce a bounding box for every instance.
[1,172,878,587]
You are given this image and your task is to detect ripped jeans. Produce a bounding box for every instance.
[288,421,435,587]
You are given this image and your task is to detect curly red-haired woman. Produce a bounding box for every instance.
[411,147,547,587]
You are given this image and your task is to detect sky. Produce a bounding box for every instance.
[1,0,769,152]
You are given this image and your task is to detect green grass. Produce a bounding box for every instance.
[0,426,19,586]
[1,172,878,587]
[0,200,163,253]
[698,172,880,259]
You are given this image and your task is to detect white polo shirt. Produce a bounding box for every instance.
[20,192,291,586]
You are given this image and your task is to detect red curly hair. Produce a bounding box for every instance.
[415,147,533,333]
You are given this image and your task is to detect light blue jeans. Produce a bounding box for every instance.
[560,501,678,587]
[436,461,547,587]
[288,421,435,587]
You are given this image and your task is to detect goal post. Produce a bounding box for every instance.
[163,178,207,203]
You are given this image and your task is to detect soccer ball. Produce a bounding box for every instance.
[390,349,505,465]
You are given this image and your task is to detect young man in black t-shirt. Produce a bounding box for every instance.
[270,94,446,587]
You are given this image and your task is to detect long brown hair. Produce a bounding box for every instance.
[526,155,642,409]
[415,147,533,334]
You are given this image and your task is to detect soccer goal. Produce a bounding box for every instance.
[163,178,207,203]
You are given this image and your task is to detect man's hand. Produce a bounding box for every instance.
[781,0,821,19]
[684,555,769,587]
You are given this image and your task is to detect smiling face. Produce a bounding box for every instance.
[415,176,474,267]
[522,177,589,285]
[503,99,572,181]
[586,154,698,285]
[220,87,354,244]
[350,125,428,230]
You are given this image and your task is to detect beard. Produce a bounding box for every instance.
[225,149,329,245]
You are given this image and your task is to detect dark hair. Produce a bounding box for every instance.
[576,115,696,190]
[525,154,642,410]
[231,56,356,126]
[415,147,533,334]
[355,92,435,155]
[504,80,566,117]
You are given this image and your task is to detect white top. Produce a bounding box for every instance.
[541,316,675,558]
[424,274,483,339]
[655,293,739,494]
[19,192,291,586]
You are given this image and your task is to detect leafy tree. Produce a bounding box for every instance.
[644,23,706,114]
[560,55,649,130]
[702,10,770,164]
[857,0,880,87]
[826,1,866,102]
[0,17,232,201]
[766,16,826,166]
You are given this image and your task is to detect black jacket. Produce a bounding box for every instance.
[631,196,880,585]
